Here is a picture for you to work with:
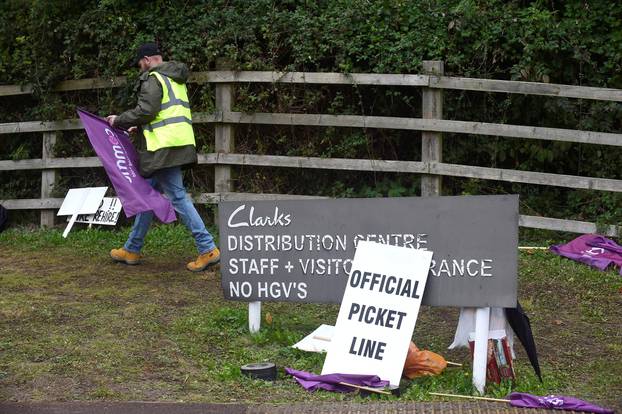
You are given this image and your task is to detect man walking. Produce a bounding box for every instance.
[106,42,219,272]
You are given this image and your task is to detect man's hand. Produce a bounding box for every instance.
[106,115,118,126]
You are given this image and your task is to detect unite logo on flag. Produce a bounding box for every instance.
[104,128,136,183]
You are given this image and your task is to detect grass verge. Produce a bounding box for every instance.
[0,225,620,409]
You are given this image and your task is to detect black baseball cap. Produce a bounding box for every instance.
[132,42,162,66]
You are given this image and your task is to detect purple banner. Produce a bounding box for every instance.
[284,367,388,393]
[550,234,622,275]
[77,109,175,223]
[509,392,614,414]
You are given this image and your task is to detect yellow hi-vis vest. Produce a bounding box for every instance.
[142,72,195,151]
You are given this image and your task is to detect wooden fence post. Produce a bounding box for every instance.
[214,58,235,195]
[40,131,58,227]
[213,59,261,333]
[421,61,444,197]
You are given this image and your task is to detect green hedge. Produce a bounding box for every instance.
[1,0,621,226]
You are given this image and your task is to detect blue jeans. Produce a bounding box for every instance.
[124,166,216,255]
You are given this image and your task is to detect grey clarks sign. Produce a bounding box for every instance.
[218,195,518,307]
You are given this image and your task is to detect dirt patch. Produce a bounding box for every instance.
[1,244,621,410]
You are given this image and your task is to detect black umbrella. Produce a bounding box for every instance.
[505,301,542,381]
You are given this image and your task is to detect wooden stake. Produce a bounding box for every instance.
[429,392,510,403]
[339,382,391,395]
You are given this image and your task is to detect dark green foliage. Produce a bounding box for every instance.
[3,1,621,87]
[1,0,622,225]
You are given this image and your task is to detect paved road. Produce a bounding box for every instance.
[0,401,605,414]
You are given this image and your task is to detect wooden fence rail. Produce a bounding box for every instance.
[1,61,621,236]
[4,70,622,101]
[3,112,622,147]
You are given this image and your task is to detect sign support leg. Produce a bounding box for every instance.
[249,301,261,333]
[63,213,78,238]
[473,306,490,394]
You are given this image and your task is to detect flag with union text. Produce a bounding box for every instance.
[77,109,176,223]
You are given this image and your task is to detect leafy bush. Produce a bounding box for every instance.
[1,0,621,225]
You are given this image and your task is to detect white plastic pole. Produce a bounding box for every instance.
[63,213,78,238]
[248,301,261,333]
[472,307,490,394]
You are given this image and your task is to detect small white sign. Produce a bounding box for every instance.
[321,241,433,386]
[74,197,122,226]
[57,187,108,237]
[57,187,107,216]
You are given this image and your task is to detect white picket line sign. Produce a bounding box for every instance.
[249,301,492,392]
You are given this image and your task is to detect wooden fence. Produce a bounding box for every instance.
[1,61,621,236]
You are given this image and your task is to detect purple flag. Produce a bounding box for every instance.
[509,392,614,414]
[550,234,622,275]
[77,109,176,223]
[284,367,389,393]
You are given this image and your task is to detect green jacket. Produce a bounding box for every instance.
[115,61,197,177]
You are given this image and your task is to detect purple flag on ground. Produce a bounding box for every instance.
[77,109,176,223]
[509,392,614,414]
[284,367,389,393]
[550,234,622,275]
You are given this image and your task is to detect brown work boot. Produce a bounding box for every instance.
[110,247,141,265]
[187,247,220,272]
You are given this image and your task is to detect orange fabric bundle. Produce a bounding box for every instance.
[402,341,448,379]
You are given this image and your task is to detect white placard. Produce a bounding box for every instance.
[321,241,433,386]
[74,197,122,225]
[57,187,108,237]
[57,187,108,216]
